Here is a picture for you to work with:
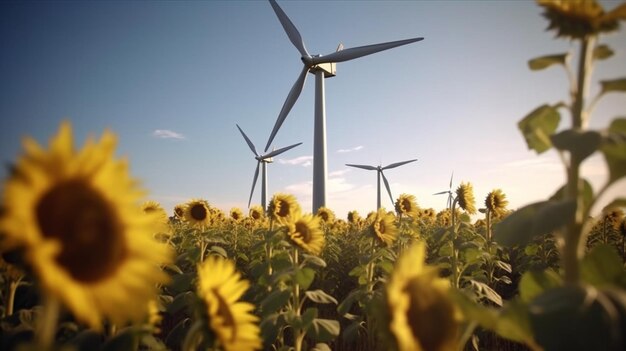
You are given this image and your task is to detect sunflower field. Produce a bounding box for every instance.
[1,1,626,351]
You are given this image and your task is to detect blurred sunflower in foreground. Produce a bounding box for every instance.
[387,242,461,351]
[537,0,626,39]
[0,121,172,329]
[197,256,262,351]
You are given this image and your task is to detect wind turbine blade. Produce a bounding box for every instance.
[311,37,423,65]
[345,164,377,171]
[433,190,449,195]
[236,124,258,156]
[381,171,394,207]
[382,158,417,170]
[263,142,302,159]
[449,171,454,189]
[248,162,261,208]
[265,66,309,152]
[269,0,309,58]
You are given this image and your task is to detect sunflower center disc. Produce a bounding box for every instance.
[212,288,237,340]
[295,222,311,243]
[190,204,208,221]
[404,277,455,351]
[277,200,290,218]
[36,180,126,282]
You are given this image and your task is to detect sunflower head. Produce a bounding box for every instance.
[267,193,301,223]
[316,206,336,224]
[230,207,244,222]
[141,200,170,235]
[537,0,625,39]
[184,199,212,229]
[347,210,361,224]
[395,193,420,218]
[370,209,398,246]
[249,205,265,221]
[484,189,508,217]
[173,203,185,219]
[197,256,262,351]
[620,219,626,237]
[0,121,172,328]
[419,208,437,223]
[285,213,325,255]
[455,182,476,215]
[436,210,452,227]
[387,242,461,351]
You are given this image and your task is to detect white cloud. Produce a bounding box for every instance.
[153,129,185,139]
[328,169,350,177]
[337,145,364,153]
[278,155,313,167]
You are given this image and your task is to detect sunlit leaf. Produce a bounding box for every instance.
[311,343,332,351]
[494,200,569,247]
[305,290,338,304]
[496,299,536,346]
[593,44,614,60]
[550,179,594,214]
[518,105,561,154]
[551,129,602,161]
[519,269,561,303]
[528,53,568,71]
[295,267,316,290]
[600,78,626,94]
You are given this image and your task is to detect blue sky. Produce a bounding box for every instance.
[1,1,625,219]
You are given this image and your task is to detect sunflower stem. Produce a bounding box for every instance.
[451,199,460,289]
[6,275,22,317]
[292,247,304,351]
[562,35,595,285]
[36,294,60,349]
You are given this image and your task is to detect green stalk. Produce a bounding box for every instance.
[292,247,304,351]
[563,35,595,285]
[6,276,22,316]
[451,200,460,289]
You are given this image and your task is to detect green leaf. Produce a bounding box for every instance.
[167,273,194,295]
[494,200,574,247]
[519,269,562,303]
[295,267,316,290]
[529,286,626,351]
[581,244,626,288]
[302,254,327,268]
[260,313,285,350]
[292,307,317,331]
[305,289,338,305]
[600,78,626,95]
[337,289,364,316]
[260,289,291,316]
[551,129,602,161]
[496,299,536,345]
[166,291,195,314]
[550,179,594,214]
[528,53,568,71]
[208,245,228,258]
[518,105,561,154]
[308,318,340,342]
[593,44,614,60]
[311,343,332,351]
[602,118,626,183]
[469,280,503,306]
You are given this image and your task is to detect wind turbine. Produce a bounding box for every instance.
[346,159,417,210]
[264,0,423,213]
[433,171,455,210]
[237,124,301,210]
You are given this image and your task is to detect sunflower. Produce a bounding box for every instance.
[537,0,625,39]
[395,193,420,218]
[249,205,265,222]
[230,207,244,222]
[142,200,170,236]
[0,122,172,328]
[267,193,300,224]
[370,209,398,246]
[285,213,325,255]
[420,208,437,224]
[436,210,452,227]
[197,256,262,351]
[347,210,361,225]
[315,206,336,224]
[484,189,508,217]
[173,203,185,219]
[387,242,461,351]
[184,199,211,229]
[455,182,476,215]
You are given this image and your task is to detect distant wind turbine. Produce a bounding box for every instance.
[433,171,455,210]
[237,124,301,210]
[265,0,423,213]
[346,159,417,209]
